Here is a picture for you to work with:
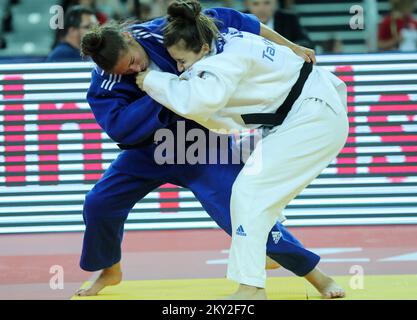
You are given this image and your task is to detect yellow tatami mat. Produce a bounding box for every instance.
[72,275,417,300]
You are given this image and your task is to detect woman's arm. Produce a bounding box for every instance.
[136,53,248,123]
[260,24,316,64]
[136,70,230,123]
[208,7,316,63]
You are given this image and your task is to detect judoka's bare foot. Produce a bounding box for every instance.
[305,268,345,299]
[266,256,281,270]
[223,284,267,300]
[75,262,122,296]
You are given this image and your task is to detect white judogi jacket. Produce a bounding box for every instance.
[143,29,347,131]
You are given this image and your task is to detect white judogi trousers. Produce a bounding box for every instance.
[226,96,349,288]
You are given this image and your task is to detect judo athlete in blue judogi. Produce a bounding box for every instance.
[75,7,337,298]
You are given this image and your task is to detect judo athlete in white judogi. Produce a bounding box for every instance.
[136,3,349,300]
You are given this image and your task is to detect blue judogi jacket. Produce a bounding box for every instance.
[86,8,260,145]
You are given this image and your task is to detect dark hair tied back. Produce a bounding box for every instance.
[167,0,202,22]
[164,0,220,53]
[81,22,129,73]
[81,27,104,57]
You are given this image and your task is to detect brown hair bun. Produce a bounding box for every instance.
[167,0,202,22]
[81,26,104,57]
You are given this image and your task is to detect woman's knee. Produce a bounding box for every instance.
[230,175,257,219]
[83,189,118,222]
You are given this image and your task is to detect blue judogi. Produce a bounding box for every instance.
[80,8,320,276]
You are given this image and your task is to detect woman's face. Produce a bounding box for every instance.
[247,0,276,24]
[167,40,210,72]
[111,34,150,75]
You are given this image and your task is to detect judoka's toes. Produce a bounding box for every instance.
[222,286,267,300]
[75,268,122,297]
[320,281,346,299]
[75,289,90,296]
[74,282,106,296]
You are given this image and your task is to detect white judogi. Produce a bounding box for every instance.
[143,29,349,288]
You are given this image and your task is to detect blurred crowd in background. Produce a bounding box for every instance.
[0,0,416,62]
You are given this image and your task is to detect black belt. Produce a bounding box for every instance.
[241,61,313,127]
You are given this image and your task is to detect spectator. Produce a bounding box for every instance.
[138,1,153,21]
[0,33,5,49]
[221,0,236,7]
[94,0,125,21]
[2,0,13,33]
[278,0,295,10]
[128,0,154,21]
[119,0,164,22]
[244,0,314,49]
[46,5,97,62]
[378,0,417,51]
[319,37,343,54]
[62,0,108,24]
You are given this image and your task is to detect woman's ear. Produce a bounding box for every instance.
[201,43,210,54]
[122,32,133,43]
